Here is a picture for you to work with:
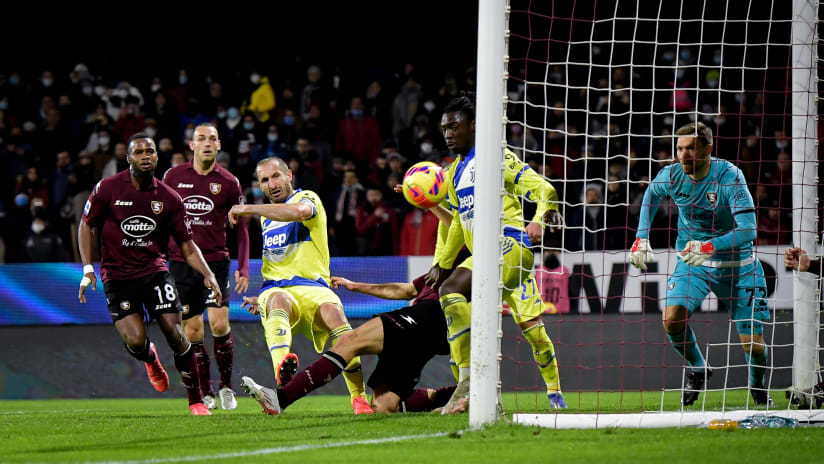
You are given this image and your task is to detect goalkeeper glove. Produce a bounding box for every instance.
[629,238,655,271]
[680,240,715,266]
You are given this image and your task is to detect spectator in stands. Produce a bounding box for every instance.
[288,156,321,194]
[566,183,605,251]
[605,175,630,250]
[399,208,439,256]
[330,168,365,256]
[335,96,382,167]
[300,65,327,122]
[101,142,128,178]
[392,74,422,137]
[355,185,398,256]
[258,124,289,161]
[24,216,67,262]
[247,75,275,124]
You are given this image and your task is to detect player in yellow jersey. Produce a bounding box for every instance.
[428,94,566,413]
[228,157,373,415]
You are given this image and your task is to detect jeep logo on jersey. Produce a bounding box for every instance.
[183,195,214,216]
[459,194,474,210]
[264,232,288,247]
[210,183,222,195]
[120,215,157,238]
[706,192,717,205]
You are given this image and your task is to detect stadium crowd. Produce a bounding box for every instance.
[0,49,798,263]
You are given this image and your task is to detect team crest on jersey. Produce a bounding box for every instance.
[182,304,189,314]
[210,183,222,195]
[120,301,131,310]
[706,192,717,205]
[151,201,164,214]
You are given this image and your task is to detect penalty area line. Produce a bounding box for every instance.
[86,432,450,464]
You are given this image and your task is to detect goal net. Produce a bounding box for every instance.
[470,0,822,428]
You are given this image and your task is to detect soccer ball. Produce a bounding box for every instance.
[402,161,447,209]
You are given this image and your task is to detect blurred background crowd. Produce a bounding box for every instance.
[0,48,807,263]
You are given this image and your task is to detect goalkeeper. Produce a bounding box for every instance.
[629,122,771,406]
[428,94,565,413]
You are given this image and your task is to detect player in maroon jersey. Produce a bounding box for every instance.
[78,132,221,416]
[163,123,249,410]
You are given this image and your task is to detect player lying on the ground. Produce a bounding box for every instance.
[240,257,472,415]
[630,121,772,407]
[229,157,372,414]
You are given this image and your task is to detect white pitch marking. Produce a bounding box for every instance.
[85,432,450,464]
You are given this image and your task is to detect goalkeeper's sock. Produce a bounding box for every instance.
[261,307,292,379]
[521,322,562,393]
[666,325,706,372]
[278,351,346,409]
[173,344,203,405]
[440,293,471,370]
[329,323,368,402]
[745,345,769,388]
[213,331,234,390]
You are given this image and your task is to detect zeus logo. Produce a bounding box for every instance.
[459,194,474,210]
[265,233,288,247]
[400,315,416,325]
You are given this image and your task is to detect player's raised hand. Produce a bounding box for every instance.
[330,276,354,290]
[543,209,564,233]
[629,238,655,271]
[242,295,260,315]
[784,247,810,271]
[680,240,715,266]
[204,273,222,305]
[234,270,249,294]
[228,205,245,226]
[78,266,97,303]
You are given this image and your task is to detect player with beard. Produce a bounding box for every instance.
[78,132,221,415]
[229,157,373,415]
[164,123,249,410]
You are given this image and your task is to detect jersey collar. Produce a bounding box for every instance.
[285,188,302,202]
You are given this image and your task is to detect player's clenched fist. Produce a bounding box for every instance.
[629,238,655,271]
[680,240,715,266]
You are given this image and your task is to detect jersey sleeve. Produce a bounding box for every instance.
[168,192,193,245]
[438,209,466,270]
[636,166,671,240]
[503,150,559,223]
[727,167,756,216]
[433,162,459,266]
[81,180,108,226]
[711,166,757,251]
[294,190,320,222]
[231,177,251,278]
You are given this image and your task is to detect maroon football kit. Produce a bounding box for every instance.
[163,162,249,314]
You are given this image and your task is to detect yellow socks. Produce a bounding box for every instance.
[330,323,367,401]
[440,293,472,377]
[522,322,561,393]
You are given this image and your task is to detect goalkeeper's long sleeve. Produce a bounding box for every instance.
[636,168,671,240]
[709,211,757,252]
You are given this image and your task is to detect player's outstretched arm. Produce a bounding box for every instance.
[180,240,222,304]
[330,277,417,300]
[77,221,97,303]
[229,202,313,225]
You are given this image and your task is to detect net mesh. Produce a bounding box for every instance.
[497,0,822,420]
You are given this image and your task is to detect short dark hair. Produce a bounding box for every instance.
[444,91,475,121]
[127,132,153,154]
[195,122,218,132]
[675,122,713,147]
[256,156,289,174]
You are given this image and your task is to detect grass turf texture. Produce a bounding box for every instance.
[1,393,822,463]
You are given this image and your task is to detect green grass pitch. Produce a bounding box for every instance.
[1,393,822,463]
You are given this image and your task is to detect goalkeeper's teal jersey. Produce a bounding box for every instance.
[637,158,756,261]
[438,147,559,268]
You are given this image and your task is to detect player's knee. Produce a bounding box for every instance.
[334,330,364,359]
[124,338,148,357]
[184,325,203,343]
[662,318,686,335]
[210,319,230,337]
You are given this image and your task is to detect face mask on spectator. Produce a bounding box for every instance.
[151,83,161,93]
[216,111,227,119]
[243,122,255,131]
[350,109,363,118]
[420,142,433,154]
[227,108,240,120]
[99,135,110,147]
[267,133,278,142]
[42,77,54,87]
[145,127,157,138]
[31,222,45,234]
[283,116,295,126]
[81,85,93,96]
[250,73,261,85]
[252,187,264,198]
[94,85,106,97]
[179,75,188,85]
[184,128,194,140]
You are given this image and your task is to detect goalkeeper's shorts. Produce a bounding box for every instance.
[665,259,770,335]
